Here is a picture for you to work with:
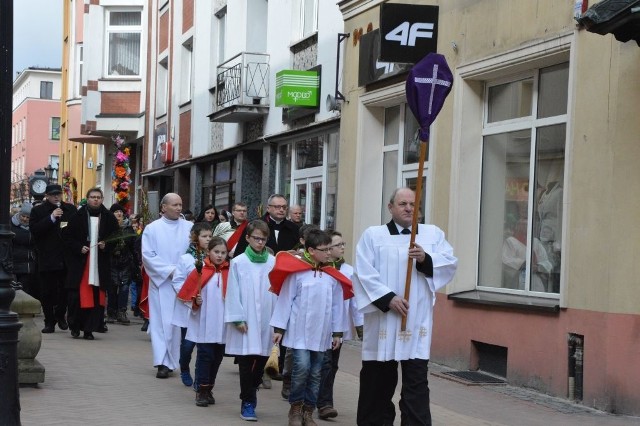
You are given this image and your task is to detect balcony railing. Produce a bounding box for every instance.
[215,52,270,110]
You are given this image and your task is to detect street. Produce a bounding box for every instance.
[19,315,639,426]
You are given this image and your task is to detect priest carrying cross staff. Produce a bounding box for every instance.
[352,53,458,426]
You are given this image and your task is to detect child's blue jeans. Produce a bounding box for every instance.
[289,348,324,406]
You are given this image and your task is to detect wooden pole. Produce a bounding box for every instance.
[401,139,428,331]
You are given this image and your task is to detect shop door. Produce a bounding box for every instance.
[294,177,323,226]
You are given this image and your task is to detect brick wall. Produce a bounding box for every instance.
[101,92,141,115]
[159,11,169,53]
[182,0,194,33]
[179,110,191,160]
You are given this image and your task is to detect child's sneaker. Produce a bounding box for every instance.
[181,371,194,387]
[240,402,258,421]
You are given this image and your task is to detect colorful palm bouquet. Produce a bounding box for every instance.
[112,134,132,213]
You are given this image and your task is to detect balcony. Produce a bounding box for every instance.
[208,52,270,123]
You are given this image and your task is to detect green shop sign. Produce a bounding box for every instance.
[275,70,319,107]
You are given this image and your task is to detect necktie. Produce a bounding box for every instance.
[401,228,411,235]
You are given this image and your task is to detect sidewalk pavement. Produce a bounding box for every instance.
[19,315,639,426]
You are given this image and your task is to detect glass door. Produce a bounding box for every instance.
[294,177,323,226]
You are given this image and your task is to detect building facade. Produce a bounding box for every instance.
[142,0,345,225]
[11,68,62,205]
[338,0,640,416]
[61,0,147,209]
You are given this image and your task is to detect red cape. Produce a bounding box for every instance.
[139,267,150,320]
[268,251,353,299]
[177,258,229,307]
[227,221,248,250]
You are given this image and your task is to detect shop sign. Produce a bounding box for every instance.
[358,29,411,87]
[275,70,320,108]
[380,3,439,64]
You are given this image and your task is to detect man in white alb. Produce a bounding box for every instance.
[142,193,193,378]
[353,187,457,426]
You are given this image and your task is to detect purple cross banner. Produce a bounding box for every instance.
[405,53,453,141]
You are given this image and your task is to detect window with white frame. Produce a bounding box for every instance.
[75,44,83,98]
[215,7,226,65]
[106,10,142,77]
[297,0,318,40]
[180,39,193,105]
[40,81,53,99]
[156,57,168,117]
[381,103,425,224]
[478,62,569,295]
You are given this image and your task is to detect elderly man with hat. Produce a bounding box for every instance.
[29,184,78,333]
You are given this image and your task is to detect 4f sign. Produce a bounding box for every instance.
[385,22,434,47]
[380,4,439,64]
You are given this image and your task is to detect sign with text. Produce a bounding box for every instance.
[275,70,320,108]
[380,3,439,64]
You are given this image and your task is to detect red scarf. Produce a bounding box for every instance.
[177,257,230,308]
[268,251,353,299]
[227,220,248,250]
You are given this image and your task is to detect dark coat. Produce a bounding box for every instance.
[63,205,119,290]
[233,214,299,258]
[109,225,138,286]
[29,200,78,271]
[11,214,36,275]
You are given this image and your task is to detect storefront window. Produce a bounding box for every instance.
[478,63,568,294]
[295,137,323,169]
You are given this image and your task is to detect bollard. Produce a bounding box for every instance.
[10,289,44,385]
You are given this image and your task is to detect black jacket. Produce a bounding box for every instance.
[110,225,138,286]
[29,200,78,271]
[233,214,299,258]
[63,205,119,290]
[11,214,36,275]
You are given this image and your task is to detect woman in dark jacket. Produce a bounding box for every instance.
[196,204,220,230]
[63,188,119,340]
[11,202,39,299]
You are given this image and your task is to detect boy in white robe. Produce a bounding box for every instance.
[141,193,193,379]
[224,220,276,422]
[177,236,229,407]
[270,229,348,426]
[353,187,457,426]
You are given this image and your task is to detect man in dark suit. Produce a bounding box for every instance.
[233,194,299,257]
[29,184,78,333]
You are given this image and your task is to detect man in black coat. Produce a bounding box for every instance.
[233,194,299,257]
[29,184,78,333]
[63,188,119,340]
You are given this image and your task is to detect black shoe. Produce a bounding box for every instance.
[156,365,170,379]
[57,318,69,330]
[141,319,149,332]
[41,325,55,333]
[71,330,80,338]
[83,332,94,340]
[97,323,108,333]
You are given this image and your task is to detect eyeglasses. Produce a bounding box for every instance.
[312,247,332,253]
[268,204,288,210]
[88,195,103,199]
[249,236,267,243]
[330,242,346,248]
[234,209,247,213]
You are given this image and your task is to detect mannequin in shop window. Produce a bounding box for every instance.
[502,211,553,292]
[537,170,563,293]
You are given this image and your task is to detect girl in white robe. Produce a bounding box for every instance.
[177,236,228,407]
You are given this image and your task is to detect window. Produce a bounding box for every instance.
[215,7,226,64]
[50,117,61,140]
[156,57,168,117]
[381,104,425,224]
[478,63,569,295]
[40,81,53,99]
[201,159,236,212]
[180,39,193,104]
[75,44,83,97]
[106,10,142,77]
[298,0,317,39]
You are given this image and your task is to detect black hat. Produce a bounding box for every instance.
[45,184,63,195]
[109,203,126,214]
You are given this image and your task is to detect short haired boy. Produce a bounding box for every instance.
[269,229,351,426]
[224,220,276,422]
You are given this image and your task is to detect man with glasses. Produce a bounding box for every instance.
[353,187,458,426]
[227,202,249,257]
[30,184,78,333]
[233,194,298,258]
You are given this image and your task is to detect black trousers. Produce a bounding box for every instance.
[237,355,268,405]
[357,359,431,426]
[39,270,67,326]
[67,287,103,333]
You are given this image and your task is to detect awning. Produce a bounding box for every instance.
[577,0,640,46]
[68,135,110,144]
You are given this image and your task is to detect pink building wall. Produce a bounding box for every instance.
[12,99,61,179]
